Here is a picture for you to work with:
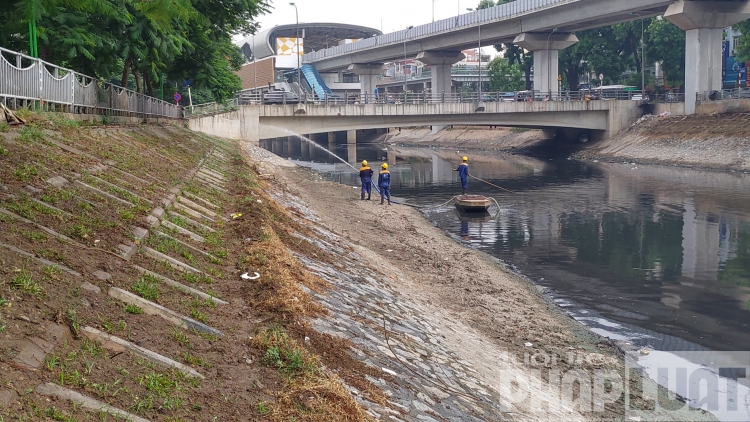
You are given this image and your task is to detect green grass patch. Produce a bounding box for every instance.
[171,329,190,345]
[21,230,48,242]
[118,208,135,222]
[9,268,45,296]
[132,275,160,301]
[123,304,143,314]
[17,125,44,143]
[14,164,39,181]
[189,308,209,324]
[0,121,9,132]
[256,325,317,377]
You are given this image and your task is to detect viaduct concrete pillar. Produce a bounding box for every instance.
[665,0,750,114]
[271,138,284,155]
[416,51,465,103]
[348,64,388,102]
[513,33,578,95]
[327,132,336,153]
[346,130,357,164]
[301,137,311,160]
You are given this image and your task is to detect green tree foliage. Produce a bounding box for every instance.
[487,58,525,92]
[644,19,685,88]
[734,20,750,63]
[0,0,269,101]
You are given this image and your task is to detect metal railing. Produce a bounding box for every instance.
[0,46,182,119]
[697,88,750,103]
[303,0,576,63]
[183,100,239,117]
[231,89,658,107]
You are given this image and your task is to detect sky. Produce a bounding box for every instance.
[250,0,498,55]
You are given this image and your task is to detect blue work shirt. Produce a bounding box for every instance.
[457,163,469,179]
[378,170,391,188]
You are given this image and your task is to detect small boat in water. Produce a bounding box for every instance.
[455,195,492,212]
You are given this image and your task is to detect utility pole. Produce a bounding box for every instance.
[290,3,300,87]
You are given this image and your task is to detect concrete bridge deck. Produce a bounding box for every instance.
[188,100,643,145]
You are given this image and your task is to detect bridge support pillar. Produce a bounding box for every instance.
[346,130,357,164]
[416,51,465,104]
[300,137,311,160]
[513,33,578,95]
[348,64,388,101]
[665,0,750,114]
[327,132,336,153]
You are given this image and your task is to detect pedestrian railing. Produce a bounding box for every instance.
[229,89,657,108]
[183,100,239,117]
[0,46,182,119]
[697,88,750,103]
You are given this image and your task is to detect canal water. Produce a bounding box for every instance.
[261,138,750,418]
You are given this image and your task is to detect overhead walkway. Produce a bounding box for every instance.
[301,64,334,99]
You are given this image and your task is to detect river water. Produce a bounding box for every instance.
[261,138,750,417]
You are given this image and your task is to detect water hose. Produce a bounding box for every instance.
[488,197,502,220]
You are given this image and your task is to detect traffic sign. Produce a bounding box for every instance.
[599,73,604,81]
[174,93,182,102]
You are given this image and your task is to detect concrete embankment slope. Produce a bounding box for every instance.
[576,111,750,172]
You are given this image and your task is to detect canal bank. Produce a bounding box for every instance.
[246,142,719,421]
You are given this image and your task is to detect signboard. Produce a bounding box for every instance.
[724,56,746,87]
[599,73,604,81]
[173,93,182,102]
[723,41,730,60]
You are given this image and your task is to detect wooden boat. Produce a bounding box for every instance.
[455,195,492,212]
[455,208,491,222]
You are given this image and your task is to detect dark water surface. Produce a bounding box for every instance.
[261,139,750,355]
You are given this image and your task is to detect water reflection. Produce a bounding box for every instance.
[260,141,750,353]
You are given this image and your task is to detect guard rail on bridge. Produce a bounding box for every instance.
[0,47,181,119]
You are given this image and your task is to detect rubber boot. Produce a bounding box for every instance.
[361,192,365,200]
[462,189,466,195]
[387,198,391,205]
[366,195,371,200]
[380,196,384,205]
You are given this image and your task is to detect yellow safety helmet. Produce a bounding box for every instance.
[381,163,388,169]
[462,156,468,162]
[361,160,368,166]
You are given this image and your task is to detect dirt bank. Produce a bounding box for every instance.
[247,143,717,422]
[575,113,750,172]
[388,126,545,151]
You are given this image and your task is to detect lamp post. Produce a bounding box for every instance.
[547,27,557,99]
[404,26,413,98]
[466,8,482,100]
[289,2,300,87]
[630,12,646,92]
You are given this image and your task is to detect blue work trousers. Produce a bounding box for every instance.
[361,181,372,196]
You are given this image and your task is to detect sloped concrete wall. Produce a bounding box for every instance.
[188,108,259,145]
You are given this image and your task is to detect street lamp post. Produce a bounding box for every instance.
[404,26,413,99]
[289,3,300,87]
[466,8,482,101]
[630,12,646,92]
[547,27,557,100]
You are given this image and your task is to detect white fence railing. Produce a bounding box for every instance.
[0,46,182,119]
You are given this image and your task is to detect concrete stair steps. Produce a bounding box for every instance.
[83,174,153,206]
[0,242,82,277]
[141,246,203,274]
[35,383,150,422]
[172,201,216,224]
[73,180,135,207]
[0,207,87,249]
[194,173,226,188]
[27,197,74,218]
[81,326,204,378]
[159,220,206,243]
[133,265,227,305]
[110,165,158,187]
[166,211,216,234]
[153,230,218,261]
[197,168,226,181]
[108,287,223,336]
[181,191,221,210]
[118,226,150,261]
[177,196,220,218]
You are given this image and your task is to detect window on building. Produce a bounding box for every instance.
[733,36,741,55]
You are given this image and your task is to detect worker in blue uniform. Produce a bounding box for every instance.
[359,160,374,200]
[378,163,391,205]
[454,156,469,195]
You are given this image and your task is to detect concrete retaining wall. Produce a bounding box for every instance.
[188,108,259,145]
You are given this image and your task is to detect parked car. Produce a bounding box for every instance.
[500,92,516,102]
[262,89,300,104]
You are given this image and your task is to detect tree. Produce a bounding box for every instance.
[734,20,750,62]
[487,57,525,92]
[645,19,685,88]
[0,0,270,101]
